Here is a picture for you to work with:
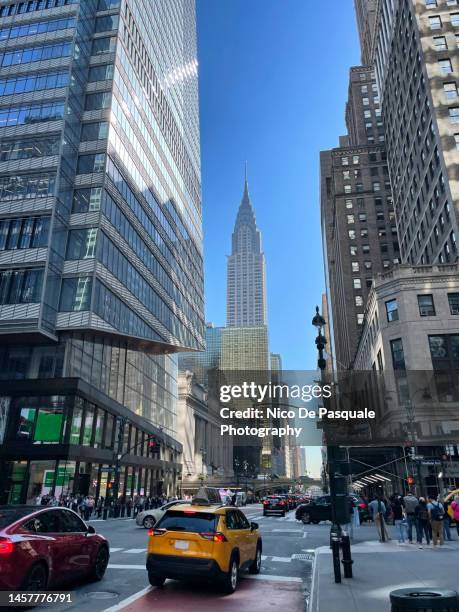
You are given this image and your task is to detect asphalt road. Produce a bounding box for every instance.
[37,504,320,612]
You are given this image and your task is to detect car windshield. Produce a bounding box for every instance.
[157,510,218,533]
[0,506,36,528]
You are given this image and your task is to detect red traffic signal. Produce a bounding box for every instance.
[407,476,415,486]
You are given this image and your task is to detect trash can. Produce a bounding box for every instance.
[390,588,459,611]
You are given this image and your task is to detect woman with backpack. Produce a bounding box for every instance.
[427,495,444,546]
[415,498,430,547]
[451,495,459,536]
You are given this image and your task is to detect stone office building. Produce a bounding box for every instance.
[0,0,204,504]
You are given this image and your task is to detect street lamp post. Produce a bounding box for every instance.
[312,305,352,583]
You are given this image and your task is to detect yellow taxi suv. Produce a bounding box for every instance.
[145,487,262,594]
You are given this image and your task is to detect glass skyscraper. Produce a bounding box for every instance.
[0,0,204,505]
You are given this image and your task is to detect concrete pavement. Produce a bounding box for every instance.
[310,526,459,612]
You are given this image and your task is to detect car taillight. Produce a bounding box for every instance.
[263,500,269,505]
[279,501,285,505]
[0,538,13,555]
[358,503,366,509]
[149,528,166,537]
[200,532,227,542]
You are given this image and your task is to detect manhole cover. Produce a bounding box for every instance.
[292,553,314,562]
[86,592,119,600]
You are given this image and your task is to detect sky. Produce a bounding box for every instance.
[196,0,361,373]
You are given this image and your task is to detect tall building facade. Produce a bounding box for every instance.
[370,0,459,267]
[227,174,267,327]
[321,67,399,369]
[0,0,204,504]
[178,322,222,386]
[355,0,378,65]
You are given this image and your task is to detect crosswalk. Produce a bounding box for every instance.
[245,512,300,523]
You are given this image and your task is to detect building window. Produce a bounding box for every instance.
[359,213,367,222]
[345,199,353,208]
[355,295,363,307]
[348,230,356,240]
[390,338,405,370]
[385,299,399,322]
[59,277,92,312]
[377,349,383,371]
[66,229,98,260]
[439,58,453,74]
[350,246,358,256]
[452,13,459,26]
[418,294,436,316]
[352,262,360,272]
[362,245,370,254]
[347,214,355,224]
[353,278,362,289]
[373,182,380,192]
[0,269,44,305]
[344,185,352,193]
[360,229,368,238]
[362,97,369,105]
[444,82,458,98]
[448,0,458,5]
[357,314,364,325]
[72,188,102,213]
[450,107,459,123]
[425,0,437,6]
[353,155,359,165]
[341,156,349,166]
[429,15,442,29]
[448,292,459,314]
[364,261,372,269]
[77,154,105,174]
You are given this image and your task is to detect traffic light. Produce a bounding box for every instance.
[407,475,415,486]
[148,438,160,456]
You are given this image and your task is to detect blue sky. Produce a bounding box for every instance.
[196,0,360,371]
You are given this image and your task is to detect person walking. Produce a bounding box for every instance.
[427,495,444,546]
[369,495,390,542]
[451,495,459,537]
[403,491,419,544]
[441,496,453,542]
[415,498,430,547]
[391,496,407,543]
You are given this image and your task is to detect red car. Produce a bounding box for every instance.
[0,505,109,591]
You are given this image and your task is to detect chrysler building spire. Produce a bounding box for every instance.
[226,168,267,327]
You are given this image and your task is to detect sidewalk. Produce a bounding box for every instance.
[310,526,459,612]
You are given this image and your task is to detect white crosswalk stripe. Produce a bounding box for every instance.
[110,548,124,553]
[124,548,146,554]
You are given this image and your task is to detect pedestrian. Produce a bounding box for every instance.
[440,496,453,542]
[391,496,407,544]
[415,498,430,547]
[451,496,459,537]
[368,495,390,542]
[427,495,444,546]
[403,490,419,544]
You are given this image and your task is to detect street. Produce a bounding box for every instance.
[38,504,317,612]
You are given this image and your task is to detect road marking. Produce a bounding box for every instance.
[271,556,291,562]
[108,564,145,570]
[110,548,123,553]
[245,574,302,583]
[124,548,146,554]
[102,586,152,612]
[272,529,303,533]
[261,555,268,560]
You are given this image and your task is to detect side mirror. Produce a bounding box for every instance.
[87,525,96,534]
[250,522,258,531]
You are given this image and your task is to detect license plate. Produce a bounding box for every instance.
[174,540,189,550]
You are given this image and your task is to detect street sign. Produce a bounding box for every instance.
[411,455,424,461]
[100,467,114,473]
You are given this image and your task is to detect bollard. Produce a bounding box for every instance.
[331,534,341,584]
[341,533,353,578]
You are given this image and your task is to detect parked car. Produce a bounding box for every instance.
[263,496,288,516]
[0,505,109,591]
[136,500,188,529]
[295,495,369,524]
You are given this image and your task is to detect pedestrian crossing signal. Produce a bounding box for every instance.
[407,476,415,486]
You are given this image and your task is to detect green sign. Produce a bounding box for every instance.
[44,466,74,487]
[34,412,63,443]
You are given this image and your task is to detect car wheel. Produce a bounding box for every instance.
[221,555,238,594]
[91,545,109,581]
[21,563,47,591]
[148,573,166,587]
[143,515,156,529]
[301,513,311,524]
[249,544,262,574]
